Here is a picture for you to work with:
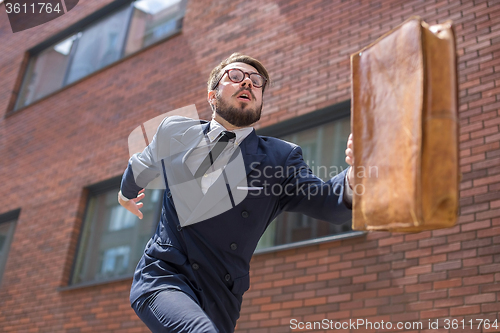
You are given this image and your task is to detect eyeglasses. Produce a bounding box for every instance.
[214,68,267,89]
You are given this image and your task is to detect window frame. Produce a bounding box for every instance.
[0,209,20,286]
[254,100,364,254]
[65,176,162,290]
[8,0,186,115]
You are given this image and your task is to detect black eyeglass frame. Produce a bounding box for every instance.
[213,68,267,89]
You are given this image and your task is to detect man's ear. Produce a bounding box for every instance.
[207,90,216,109]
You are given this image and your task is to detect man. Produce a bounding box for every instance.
[119,53,355,333]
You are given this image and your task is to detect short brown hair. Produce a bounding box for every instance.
[207,53,270,93]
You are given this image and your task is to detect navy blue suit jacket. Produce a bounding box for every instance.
[121,116,352,332]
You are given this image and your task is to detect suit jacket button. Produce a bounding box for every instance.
[230,243,238,250]
[241,210,249,218]
[224,274,231,281]
[167,191,172,198]
[192,263,199,270]
[177,225,182,231]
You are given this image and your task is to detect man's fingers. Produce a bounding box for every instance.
[346,132,354,167]
[122,200,144,219]
[129,205,143,219]
[347,133,353,149]
[119,190,144,219]
[133,201,144,219]
[345,147,354,166]
[345,150,353,163]
[132,192,145,202]
[346,133,353,152]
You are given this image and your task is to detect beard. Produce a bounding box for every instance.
[214,90,262,127]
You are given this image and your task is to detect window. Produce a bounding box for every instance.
[15,0,187,109]
[255,102,353,251]
[71,179,161,285]
[0,210,19,286]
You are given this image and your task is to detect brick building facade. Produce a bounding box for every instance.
[0,0,499,332]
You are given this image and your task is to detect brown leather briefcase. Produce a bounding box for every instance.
[350,16,459,232]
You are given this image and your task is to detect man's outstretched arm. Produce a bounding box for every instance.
[278,133,354,224]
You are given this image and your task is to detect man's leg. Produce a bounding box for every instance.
[133,289,219,333]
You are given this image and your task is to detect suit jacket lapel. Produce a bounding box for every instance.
[184,129,267,225]
[241,129,266,177]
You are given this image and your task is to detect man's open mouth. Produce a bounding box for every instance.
[237,92,251,101]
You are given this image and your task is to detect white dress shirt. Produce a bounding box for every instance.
[185,119,253,194]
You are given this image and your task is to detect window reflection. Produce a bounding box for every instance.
[256,116,352,251]
[16,0,187,110]
[100,246,130,277]
[125,0,185,55]
[65,6,130,84]
[16,35,77,108]
[0,218,17,285]
[72,187,161,285]
[109,205,137,231]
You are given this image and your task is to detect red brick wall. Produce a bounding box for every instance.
[0,0,498,332]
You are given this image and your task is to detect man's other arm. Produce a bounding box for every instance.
[118,117,170,218]
[278,134,354,224]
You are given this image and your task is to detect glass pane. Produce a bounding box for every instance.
[65,5,131,85]
[256,116,352,251]
[16,35,77,108]
[101,246,130,276]
[0,223,12,253]
[0,220,17,284]
[0,234,5,250]
[124,0,186,55]
[72,188,161,284]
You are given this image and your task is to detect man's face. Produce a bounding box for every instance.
[209,62,264,127]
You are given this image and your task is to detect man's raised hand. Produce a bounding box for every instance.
[118,189,145,220]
